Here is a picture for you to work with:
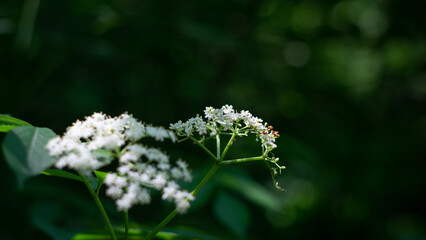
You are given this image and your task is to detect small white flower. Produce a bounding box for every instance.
[106,186,123,198]
[115,176,127,188]
[120,144,146,163]
[176,160,192,181]
[65,120,94,140]
[184,122,194,136]
[168,131,177,142]
[204,107,215,119]
[176,200,191,213]
[123,116,145,141]
[240,110,252,123]
[104,174,117,185]
[145,165,157,176]
[170,120,184,132]
[152,174,167,189]
[174,191,194,213]
[158,162,171,170]
[117,196,132,211]
[46,137,64,157]
[139,173,150,182]
[218,119,233,131]
[145,148,169,163]
[146,126,170,141]
[171,168,183,179]
[162,181,178,200]
[222,104,234,114]
[137,188,151,204]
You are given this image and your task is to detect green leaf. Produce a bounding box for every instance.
[41,169,98,191]
[154,226,224,240]
[213,191,251,238]
[72,224,224,240]
[217,171,280,212]
[42,169,83,182]
[94,170,108,186]
[72,233,110,240]
[2,126,57,188]
[93,170,108,193]
[0,114,32,126]
[0,125,16,132]
[0,114,32,132]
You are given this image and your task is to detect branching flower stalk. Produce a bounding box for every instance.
[44,107,284,240]
[144,105,285,240]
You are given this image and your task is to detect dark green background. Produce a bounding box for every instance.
[1,0,425,239]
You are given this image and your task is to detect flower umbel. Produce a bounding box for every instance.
[46,112,194,212]
[170,105,285,190]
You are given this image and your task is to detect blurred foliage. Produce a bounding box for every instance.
[1,0,426,239]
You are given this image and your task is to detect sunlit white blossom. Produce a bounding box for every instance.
[169,105,284,190]
[46,112,194,213]
[104,151,194,212]
[169,105,280,153]
[46,112,176,172]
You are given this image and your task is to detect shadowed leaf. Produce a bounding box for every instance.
[2,126,57,187]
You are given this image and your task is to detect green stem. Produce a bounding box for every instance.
[216,134,220,159]
[144,209,178,240]
[238,126,250,132]
[78,171,117,240]
[219,133,236,162]
[220,156,264,165]
[144,132,234,239]
[219,132,233,135]
[188,136,217,161]
[191,164,220,196]
[96,184,102,196]
[143,164,221,240]
[124,211,129,240]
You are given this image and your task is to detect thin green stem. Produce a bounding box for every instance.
[177,137,189,143]
[124,211,129,240]
[188,136,217,161]
[143,209,178,240]
[143,164,221,240]
[200,135,215,143]
[78,171,117,240]
[216,134,220,159]
[96,184,102,196]
[220,156,264,165]
[191,163,220,196]
[219,133,236,162]
[219,132,233,135]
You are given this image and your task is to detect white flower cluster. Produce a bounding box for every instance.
[46,112,176,172]
[170,105,280,153]
[104,144,193,212]
[46,112,194,212]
